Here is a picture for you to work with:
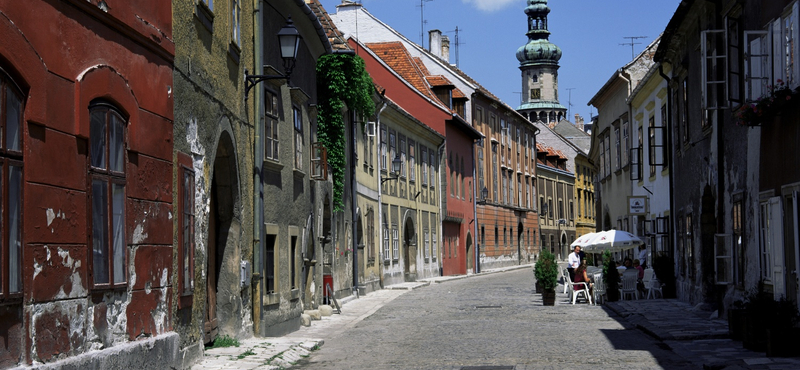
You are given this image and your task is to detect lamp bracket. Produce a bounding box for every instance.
[245,68,287,101]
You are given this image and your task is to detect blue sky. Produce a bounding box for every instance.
[319,0,679,121]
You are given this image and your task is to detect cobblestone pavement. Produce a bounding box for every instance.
[294,268,691,370]
[193,266,800,370]
[607,299,800,370]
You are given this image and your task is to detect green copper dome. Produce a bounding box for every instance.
[517,0,562,66]
[525,0,550,15]
[516,40,562,66]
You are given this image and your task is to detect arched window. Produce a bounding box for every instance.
[0,71,24,299]
[89,102,127,288]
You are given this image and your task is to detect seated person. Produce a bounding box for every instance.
[574,262,593,295]
[616,260,627,275]
[633,259,644,279]
[633,259,646,293]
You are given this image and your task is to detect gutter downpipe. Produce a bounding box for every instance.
[437,141,446,276]
[658,64,676,269]
[472,131,479,273]
[253,0,265,334]
[375,93,388,286]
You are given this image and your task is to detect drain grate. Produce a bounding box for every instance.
[460,367,514,370]
[475,305,502,309]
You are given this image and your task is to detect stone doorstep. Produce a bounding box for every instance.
[195,338,323,370]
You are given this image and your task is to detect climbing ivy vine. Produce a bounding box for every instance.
[316,53,375,212]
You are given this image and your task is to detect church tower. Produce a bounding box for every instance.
[516,0,566,125]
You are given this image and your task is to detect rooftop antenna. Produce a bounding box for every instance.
[446,26,465,67]
[620,36,648,59]
[418,0,434,48]
[565,88,575,121]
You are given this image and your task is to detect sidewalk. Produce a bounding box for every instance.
[192,264,533,369]
[606,299,800,369]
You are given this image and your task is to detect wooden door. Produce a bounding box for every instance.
[204,193,218,344]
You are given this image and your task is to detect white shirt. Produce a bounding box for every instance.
[638,249,647,264]
[568,252,581,269]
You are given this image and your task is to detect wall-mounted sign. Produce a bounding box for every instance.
[628,196,647,215]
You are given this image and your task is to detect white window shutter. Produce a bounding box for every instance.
[793,3,800,89]
[772,19,783,85]
[744,31,770,101]
[714,234,733,285]
[701,30,728,110]
[769,196,785,299]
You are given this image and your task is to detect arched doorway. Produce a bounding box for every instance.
[403,216,416,282]
[319,195,332,306]
[517,222,524,264]
[561,232,568,261]
[466,232,473,272]
[205,130,241,345]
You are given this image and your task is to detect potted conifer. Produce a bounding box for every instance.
[534,250,559,306]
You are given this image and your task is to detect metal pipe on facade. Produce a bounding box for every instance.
[436,141,446,274]
[253,0,265,332]
[375,94,388,285]
[658,64,675,264]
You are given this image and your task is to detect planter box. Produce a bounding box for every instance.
[743,315,767,352]
[542,290,556,306]
[727,308,745,341]
[766,328,799,357]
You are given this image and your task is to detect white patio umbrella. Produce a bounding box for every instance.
[570,232,598,248]
[582,230,644,253]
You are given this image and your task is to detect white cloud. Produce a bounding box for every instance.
[462,0,517,12]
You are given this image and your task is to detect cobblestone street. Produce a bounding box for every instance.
[294,268,690,370]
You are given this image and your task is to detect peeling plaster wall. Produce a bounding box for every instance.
[172,0,257,361]
[0,0,176,367]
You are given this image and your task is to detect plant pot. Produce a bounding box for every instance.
[743,315,767,352]
[766,327,798,357]
[535,281,543,294]
[606,287,619,302]
[727,308,745,341]
[542,290,556,306]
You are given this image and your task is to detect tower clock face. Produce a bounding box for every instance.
[530,88,541,100]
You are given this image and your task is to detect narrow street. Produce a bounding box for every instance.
[294,269,691,370]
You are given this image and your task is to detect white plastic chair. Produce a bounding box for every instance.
[562,268,570,295]
[621,270,639,300]
[646,277,663,299]
[592,271,605,305]
[570,278,592,305]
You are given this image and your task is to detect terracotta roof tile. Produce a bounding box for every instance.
[365,42,441,104]
[309,0,350,50]
[426,75,452,87]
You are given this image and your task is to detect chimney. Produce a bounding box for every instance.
[429,30,442,58]
[441,35,451,63]
[337,0,362,12]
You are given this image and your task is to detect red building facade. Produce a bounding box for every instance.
[0,0,174,367]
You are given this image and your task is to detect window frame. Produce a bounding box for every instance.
[0,76,24,300]
[293,105,303,170]
[177,153,195,308]
[264,90,280,162]
[88,102,128,290]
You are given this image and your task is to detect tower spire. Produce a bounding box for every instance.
[515,0,566,123]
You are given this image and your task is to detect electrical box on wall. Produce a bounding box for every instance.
[240,260,251,288]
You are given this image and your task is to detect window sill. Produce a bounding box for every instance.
[263,159,283,172]
[195,2,214,32]
[0,296,22,307]
[290,289,300,301]
[178,294,194,310]
[293,169,306,178]
[228,42,241,65]
[264,292,280,306]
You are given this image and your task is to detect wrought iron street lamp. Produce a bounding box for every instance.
[381,154,403,184]
[476,187,489,205]
[244,17,301,100]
